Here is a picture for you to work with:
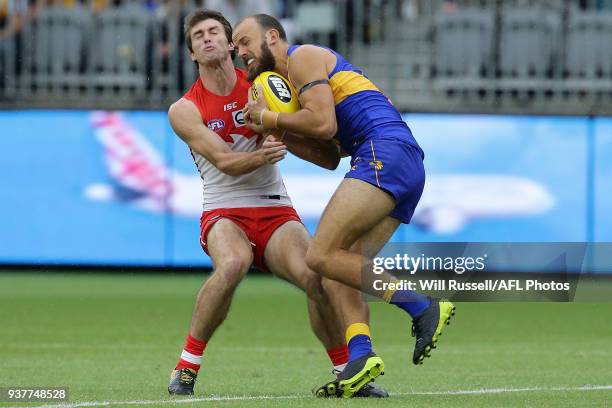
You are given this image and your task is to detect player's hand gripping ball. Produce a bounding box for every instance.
[251,72,300,113]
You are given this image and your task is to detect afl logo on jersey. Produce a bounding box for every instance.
[267,75,292,103]
[208,119,225,132]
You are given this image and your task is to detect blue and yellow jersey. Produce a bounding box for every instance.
[287,45,422,156]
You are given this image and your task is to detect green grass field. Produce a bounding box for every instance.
[0,272,611,407]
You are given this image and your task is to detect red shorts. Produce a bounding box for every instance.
[199,206,302,271]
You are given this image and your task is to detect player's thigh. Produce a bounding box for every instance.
[207,218,254,280]
[313,177,396,252]
[264,220,315,289]
[350,216,401,258]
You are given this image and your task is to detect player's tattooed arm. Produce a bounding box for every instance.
[273,46,338,140]
[169,99,286,176]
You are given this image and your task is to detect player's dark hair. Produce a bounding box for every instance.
[184,9,235,59]
[252,14,287,41]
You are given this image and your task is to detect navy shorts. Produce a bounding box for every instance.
[344,136,425,224]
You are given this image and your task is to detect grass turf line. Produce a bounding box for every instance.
[0,272,611,407]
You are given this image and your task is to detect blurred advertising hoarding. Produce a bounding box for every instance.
[0,111,607,270]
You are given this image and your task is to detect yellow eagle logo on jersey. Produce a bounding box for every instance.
[369,160,384,171]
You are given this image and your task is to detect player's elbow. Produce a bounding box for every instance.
[313,119,337,140]
[216,161,243,177]
[212,155,243,177]
[218,166,239,177]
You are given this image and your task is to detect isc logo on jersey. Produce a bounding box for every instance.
[251,72,300,113]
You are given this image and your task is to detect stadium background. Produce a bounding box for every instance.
[1,0,611,407]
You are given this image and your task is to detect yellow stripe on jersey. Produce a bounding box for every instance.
[329,71,381,105]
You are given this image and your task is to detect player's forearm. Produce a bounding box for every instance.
[275,108,337,140]
[283,133,340,170]
[214,150,266,176]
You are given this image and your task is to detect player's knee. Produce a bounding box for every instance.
[305,246,327,276]
[214,255,251,287]
[321,276,340,294]
[301,271,327,303]
[306,246,338,280]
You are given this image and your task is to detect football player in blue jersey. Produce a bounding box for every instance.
[236,14,456,398]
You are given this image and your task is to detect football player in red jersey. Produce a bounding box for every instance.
[166,9,387,398]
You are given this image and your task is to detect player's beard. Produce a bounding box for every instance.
[246,42,276,81]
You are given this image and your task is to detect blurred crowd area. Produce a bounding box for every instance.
[1,0,612,114]
[0,0,285,44]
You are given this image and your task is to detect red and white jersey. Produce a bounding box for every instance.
[183,68,291,211]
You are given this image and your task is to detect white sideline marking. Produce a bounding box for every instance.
[404,384,612,395]
[19,384,612,408]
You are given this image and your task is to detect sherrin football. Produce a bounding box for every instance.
[251,71,300,113]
